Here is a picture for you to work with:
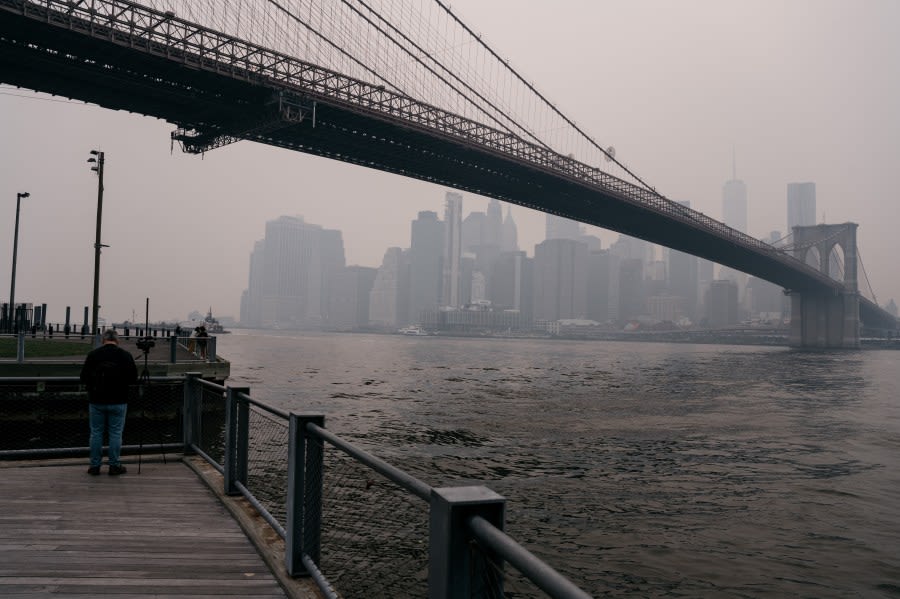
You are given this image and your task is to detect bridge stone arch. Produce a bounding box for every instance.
[789,223,859,348]
[802,246,821,271]
[826,241,846,282]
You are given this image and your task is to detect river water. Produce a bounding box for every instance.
[217,330,900,597]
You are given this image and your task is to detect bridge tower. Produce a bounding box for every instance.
[789,223,860,348]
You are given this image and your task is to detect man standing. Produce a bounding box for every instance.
[80,329,138,475]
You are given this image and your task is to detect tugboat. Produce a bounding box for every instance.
[203,308,230,334]
[182,308,230,334]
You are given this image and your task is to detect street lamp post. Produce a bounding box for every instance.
[88,150,106,337]
[8,192,30,333]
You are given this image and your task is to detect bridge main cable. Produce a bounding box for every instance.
[432,0,661,196]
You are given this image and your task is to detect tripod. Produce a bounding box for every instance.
[133,298,167,474]
[135,338,167,474]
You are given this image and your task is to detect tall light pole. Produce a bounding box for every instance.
[88,150,106,336]
[8,191,30,332]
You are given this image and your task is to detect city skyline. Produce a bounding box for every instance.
[1,1,898,323]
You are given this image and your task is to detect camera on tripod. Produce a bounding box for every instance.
[135,336,155,353]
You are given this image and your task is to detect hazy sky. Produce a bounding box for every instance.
[1,0,899,324]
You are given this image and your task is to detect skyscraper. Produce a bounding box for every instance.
[318,228,347,326]
[369,247,410,329]
[618,258,645,321]
[329,266,377,331]
[667,201,699,321]
[533,238,588,321]
[461,211,486,253]
[409,210,444,324]
[545,213,581,241]
[491,250,532,321]
[485,198,503,248]
[243,215,346,329]
[241,239,266,327]
[442,192,463,307]
[501,207,519,252]
[706,279,739,327]
[721,158,749,310]
[723,157,748,234]
[787,182,816,232]
[587,250,620,323]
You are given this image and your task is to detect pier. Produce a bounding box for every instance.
[0,333,229,381]
[0,374,593,599]
[0,456,320,598]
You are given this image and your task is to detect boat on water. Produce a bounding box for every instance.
[398,325,430,336]
[182,308,230,334]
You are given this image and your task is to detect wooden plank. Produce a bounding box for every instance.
[0,461,289,598]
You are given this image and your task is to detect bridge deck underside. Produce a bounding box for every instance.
[0,8,894,329]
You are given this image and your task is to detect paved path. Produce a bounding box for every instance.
[0,459,317,598]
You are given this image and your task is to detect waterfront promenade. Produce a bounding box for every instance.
[0,456,322,599]
[0,334,230,380]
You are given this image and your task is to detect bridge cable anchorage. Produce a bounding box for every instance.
[431,0,663,195]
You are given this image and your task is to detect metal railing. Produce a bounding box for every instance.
[0,332,218,364]
[187,375,595,598]
[1,372,592,598]
[0,375,187,459]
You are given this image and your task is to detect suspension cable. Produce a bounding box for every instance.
[857,247,878,304]
[431,0,661,194]
[350,0,552,149]
[265,0,405,95]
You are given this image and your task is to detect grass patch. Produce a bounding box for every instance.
[0,337,93,358]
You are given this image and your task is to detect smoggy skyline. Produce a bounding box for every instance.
[1,0,898,323]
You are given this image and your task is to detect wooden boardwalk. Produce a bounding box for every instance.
[0,458,321,598]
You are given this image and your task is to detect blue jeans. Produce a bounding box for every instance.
[89,403,128,467]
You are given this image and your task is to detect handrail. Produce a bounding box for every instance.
[467,514,593,599]
[236,480,285,538]
[198,378,226,392]
[301,555,340,599]
[0,375,182,383]
[305,421,433,502]
[237,390,289,420]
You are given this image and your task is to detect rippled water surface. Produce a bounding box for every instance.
[218,331,900,597]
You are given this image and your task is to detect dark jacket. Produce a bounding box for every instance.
[80,343,138,404]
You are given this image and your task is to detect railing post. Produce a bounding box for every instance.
[16,331,25,363]
[224,386,250,496]
[182,372,201,455]
[429,486,506,599]
[169,335,177,364]
[208,336,217,362]
[286,413,325,577]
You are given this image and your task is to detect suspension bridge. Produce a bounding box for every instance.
[0,0,896,347]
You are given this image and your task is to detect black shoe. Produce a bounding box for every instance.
[87,466,101,475]
[108,464,127,476]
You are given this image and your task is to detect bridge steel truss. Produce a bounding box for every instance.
[0,0,895,332]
